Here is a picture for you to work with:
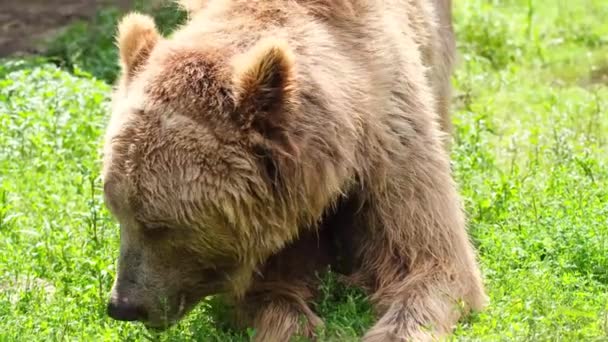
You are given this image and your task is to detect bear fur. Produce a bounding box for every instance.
[102,0,487,341]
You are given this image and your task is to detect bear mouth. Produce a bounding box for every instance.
[141,293,188,331]
[142,315,180,332]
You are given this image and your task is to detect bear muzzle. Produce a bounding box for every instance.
[107,296,148,322]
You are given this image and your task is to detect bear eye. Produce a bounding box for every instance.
[252,145,280,189]
[142,223,170,239]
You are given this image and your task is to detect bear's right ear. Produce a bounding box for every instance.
[116,12,160,79]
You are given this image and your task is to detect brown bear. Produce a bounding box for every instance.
[102,0,487,341]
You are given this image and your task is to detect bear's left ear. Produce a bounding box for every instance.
[231,38,296,139]
[116,12,160,80]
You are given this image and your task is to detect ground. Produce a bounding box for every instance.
[0,0,136,56]
[0,0,607,341]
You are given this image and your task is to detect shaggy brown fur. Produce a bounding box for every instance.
[102,0,486,340]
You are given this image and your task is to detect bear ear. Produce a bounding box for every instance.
[116,12,160,79]
[231,38,296,134]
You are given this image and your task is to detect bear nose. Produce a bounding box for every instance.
[107,297,147,322]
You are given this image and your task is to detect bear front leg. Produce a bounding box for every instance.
[234,230,331,341]
[359,137,487,341]
[242,288,323,342]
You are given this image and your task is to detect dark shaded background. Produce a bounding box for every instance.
[0,0,135,56]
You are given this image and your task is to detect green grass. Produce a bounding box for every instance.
[1,0,607,340]
[45,1,186,83]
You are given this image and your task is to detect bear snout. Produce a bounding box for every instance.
[107,296,148,322]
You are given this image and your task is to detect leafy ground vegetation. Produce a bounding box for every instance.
[1,0,607,340]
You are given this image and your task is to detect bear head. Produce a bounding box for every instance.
[102,12,315,329]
